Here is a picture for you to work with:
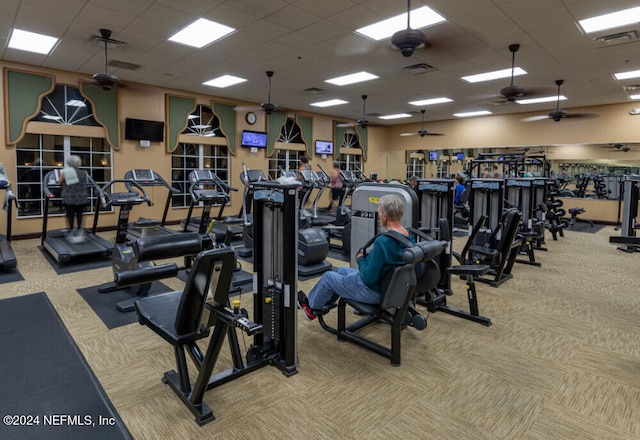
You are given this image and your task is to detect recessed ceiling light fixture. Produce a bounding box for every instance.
[516,96,566,105]
[310,99,349,107]
[168,18,235,48]
[355,6,446,41]
[8,28,58,54]
[454,111,492,118]
[462,68,526,83]
[202,74,246,88]
[379,113,412,120]
[408,97,452,106]
[578,6,640,34]
[325,71,379,86]
[614,69,640,80]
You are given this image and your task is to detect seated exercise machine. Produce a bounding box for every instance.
[457,210,523,288]
[413,179,492,326]
[123,169,180,241]
[134,179,301,425]
[0,163,18,272]
[41,169,113,264]
[318,237,447,366]
[609,175,640,252]
[505,177,544,267]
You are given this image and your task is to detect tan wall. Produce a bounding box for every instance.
[3,60,640,235]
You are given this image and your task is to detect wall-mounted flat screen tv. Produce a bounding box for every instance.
[241,130,268,148]
[125,118,164,142]
[314,140,334,155]
[429,151,438,161]
[456,152,465,161]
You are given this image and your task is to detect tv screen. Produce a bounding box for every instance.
[456,152,465,161]
[429,151,438,161]
[241,130,268,148]
[125,118,164,142]
[315,140,333,155]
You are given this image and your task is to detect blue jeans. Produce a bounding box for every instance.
[308,267,381,309]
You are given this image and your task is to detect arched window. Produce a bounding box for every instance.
[15,85,112,218]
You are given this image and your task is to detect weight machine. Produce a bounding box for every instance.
[609,175,640,252]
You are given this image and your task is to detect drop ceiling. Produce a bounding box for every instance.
[2,0,640,125]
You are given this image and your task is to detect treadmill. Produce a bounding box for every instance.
[0,163,18,272]
[123,169,181,240]
[180,170,239,240]
[41,169,113,264]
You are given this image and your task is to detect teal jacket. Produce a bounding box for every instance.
[357,233,416,293]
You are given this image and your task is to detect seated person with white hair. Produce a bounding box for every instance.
[297,194,415,320]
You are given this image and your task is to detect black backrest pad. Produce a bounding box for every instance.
[134,232,203,262]
[497,210,522,253]
[379,264,416,310]
[174,247,235,335]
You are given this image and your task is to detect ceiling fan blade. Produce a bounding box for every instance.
[563,112,599,120]
[400,132,419,137]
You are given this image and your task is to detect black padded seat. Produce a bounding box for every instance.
[134,247,236,425]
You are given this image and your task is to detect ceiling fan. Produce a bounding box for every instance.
[337,95,381,128]
[498,44,525,102]
[521,80,599,122]
[400,110,444,137]
[235,71,291,115]
[390,0,428,57]
[92,29,120,91]
[605,143,637,152]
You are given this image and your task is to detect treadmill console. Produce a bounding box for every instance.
[193,169,213,182]
[131,169,155,181]
[47,170,61,186]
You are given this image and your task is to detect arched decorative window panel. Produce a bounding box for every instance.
[355,125,368,160]
[334,121,365,159]
[296,115,312,156]
[213,101,236,154]
[273,117,306,152]
[178,104,227,147]
[267,112,287,156]
[166,94,197,152]
[3,68,55,145]
[80,81,119,148]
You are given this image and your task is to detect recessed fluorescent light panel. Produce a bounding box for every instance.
[578,6,640,34]
[310,99,349,108]
[614,70,640,80]
[202,75,246,88]
[8,28,58,54]
[516,96,566,105]
[379,113,412,120]
[454,111,492,118]
[355,6,446,40]
[462,68,526,83]
[168,18,235,48]
[325,71,378,86]
[629,94,640,100]
[408,97,452,106]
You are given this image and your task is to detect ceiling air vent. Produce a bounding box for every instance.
[304,87,327,95]
[403,63,436,75]
[108,60,141,71]
[594,30,638,48]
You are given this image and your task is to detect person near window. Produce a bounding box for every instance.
[329,160,344,214]
[297,194,415,320]
[58,155,88,243]
[492,164,502,178]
